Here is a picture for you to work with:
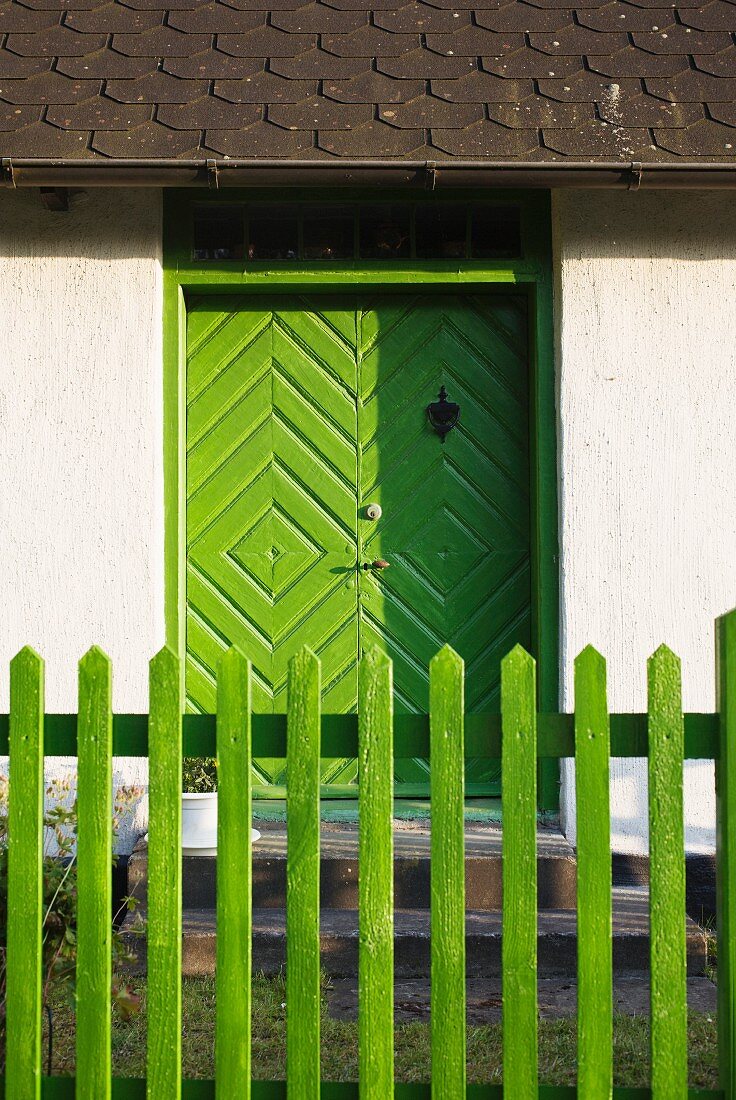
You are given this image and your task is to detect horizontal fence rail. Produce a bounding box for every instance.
[0,711,720,759]
[3,608,736,1098]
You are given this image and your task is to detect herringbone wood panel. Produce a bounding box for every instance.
[186,293,530,791]
[186,296,360,786]
[359,294,530,787]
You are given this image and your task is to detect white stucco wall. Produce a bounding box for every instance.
[554,189,736,855]
[0,187,164,850]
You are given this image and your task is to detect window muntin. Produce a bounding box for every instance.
[192,202,522,262]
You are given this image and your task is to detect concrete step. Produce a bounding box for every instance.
[128,819,578,911]
[122,887,708,979]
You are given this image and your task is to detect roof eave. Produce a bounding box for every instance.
[4,158,736,189]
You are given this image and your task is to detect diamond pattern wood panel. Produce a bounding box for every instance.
[186,292,530,792]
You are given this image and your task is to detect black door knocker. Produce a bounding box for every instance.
[427,385,460,443]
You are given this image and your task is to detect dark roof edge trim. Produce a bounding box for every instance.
[4,158,736,189]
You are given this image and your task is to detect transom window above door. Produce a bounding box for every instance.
[192,202,522,263]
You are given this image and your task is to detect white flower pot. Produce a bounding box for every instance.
[181,792,260,857]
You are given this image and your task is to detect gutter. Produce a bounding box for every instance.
[3,158,736,189]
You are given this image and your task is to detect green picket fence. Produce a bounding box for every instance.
[3,609,736,1099]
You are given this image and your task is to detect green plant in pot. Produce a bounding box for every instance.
[182,757,217,795]
[181,758,259,855]
[182,757,218,857]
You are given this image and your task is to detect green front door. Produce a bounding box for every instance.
[186,292,531,793]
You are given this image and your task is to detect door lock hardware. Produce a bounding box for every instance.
[363,559,390,571]
[365,503,382,520]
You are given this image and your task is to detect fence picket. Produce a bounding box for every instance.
[76,647,113,1100]
[429,645,465,1100]
[575,645,612,1098]
[717,607,736,1096]
[216,648,251,1100]
[2,634,726,1098]
[147,647,182,1100]
[501,645,537,1098]
[358,647,393,1100]
[287,648,321,1100]
[648,645,687,1097]
[6,648,44,1100]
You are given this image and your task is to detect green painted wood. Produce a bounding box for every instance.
[359,293,530,792]
[147,648,183,1100]
[429,646,465,1100]
[286,648,321,1100]
[76,648,113,1100]
[501,645,537,1098]
[186,291,531,795]
[167,190,560,810]
[186,295,360,791]
[358,647,394,1100]
[0,711,719,761]
[574,645,612,1100]
[647,646,687,1098]
[6,648,44,1100]
[527,200,560,813]
[717,608,736,1097]
[216,648,251,1100]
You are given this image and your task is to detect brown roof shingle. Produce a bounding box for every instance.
[0,0,736,161]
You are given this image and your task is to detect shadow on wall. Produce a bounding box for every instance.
[552,189,736,261]
[0,187,162,260]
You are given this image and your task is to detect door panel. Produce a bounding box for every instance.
[185,292,531,794]
[186,296,360,787]
[359,294,530,787]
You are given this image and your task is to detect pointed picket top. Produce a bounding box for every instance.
[575,642,606,668]
[574,644,606,697]
[501,642,535,677]
[359,646,392,713]
[217,642,249,695]
[10,645,43,675]
[501,643,536,736]
[9,646,44,723]
[651,642,679,663]
[289,645,319,674]
[218,647,250,755]
[718,608,736,678]
[648,645,682,705]
[149,644,180,679]
[359,644,392,673]
[79,645,112,677]
[219,644,249,681]
[718,606,736,633]
[430,643,463,675]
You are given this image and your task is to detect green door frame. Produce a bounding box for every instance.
[163,188,560,811]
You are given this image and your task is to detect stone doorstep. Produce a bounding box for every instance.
[121,887,709,980]
[127,820,578,912]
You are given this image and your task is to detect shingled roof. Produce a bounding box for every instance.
[0,0,735,163]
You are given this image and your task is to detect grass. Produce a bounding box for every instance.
[35,973,719,1088]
